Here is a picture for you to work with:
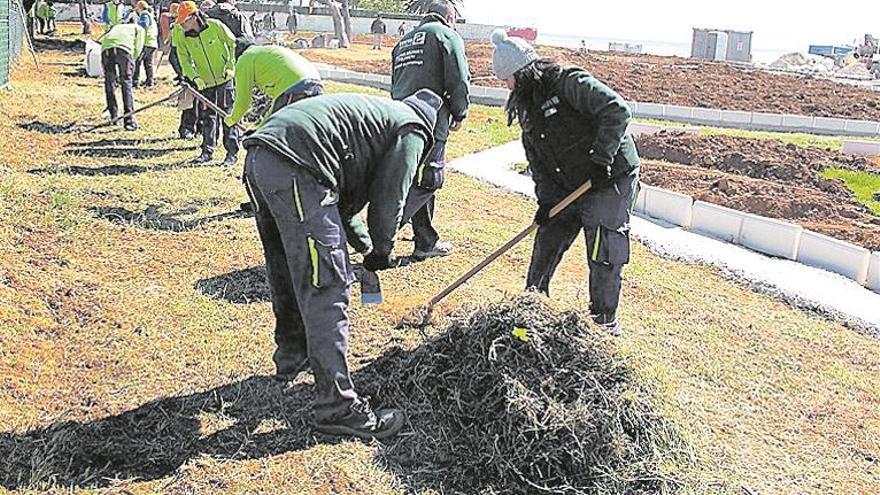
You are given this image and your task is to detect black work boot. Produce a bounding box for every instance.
[191,151,213,164]
[222,153,238,167]
[315,397,405,440]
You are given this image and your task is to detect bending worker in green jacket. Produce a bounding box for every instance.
[224,40,323,128]
[101,23,145,131]
[241,89,442,439]
[492,29,641,337]
[175,1,239,166]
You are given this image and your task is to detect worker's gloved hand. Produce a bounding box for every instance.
[587,160,613,188]
[363,252,395,272]
[534,203,552,226]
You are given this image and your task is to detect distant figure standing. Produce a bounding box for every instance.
[397,22,407,36]
[286,10,298,34]
[579,40,587,54]
[102,0,124,27]
[35,0,49,34]
[370,14,386,50]
[46,1,57,33]
[133,1,159,87]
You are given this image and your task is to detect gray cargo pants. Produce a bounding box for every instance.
[526,171,639,325]
[243,146,359,422]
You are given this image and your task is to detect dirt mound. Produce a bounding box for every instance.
[636,132,880,249]
[637,132,878,186]
[366,295,684,495]
[304,38,880,120]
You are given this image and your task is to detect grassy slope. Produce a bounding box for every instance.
[1,28,878,494]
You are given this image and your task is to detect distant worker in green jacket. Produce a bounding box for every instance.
[391,0,470,261]
[45,1,57,34]
[491,30,641,337]
[241,90,442,440]
[101,23,145,131]
[224,41,323,128]
[133,1,159,87]
[175,0,239,166]
[35,0,49,34]
[102,0,124,27]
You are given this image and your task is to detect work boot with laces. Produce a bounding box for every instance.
[315,397,405,440]
[191,151,213,164]
[412,239,453,260]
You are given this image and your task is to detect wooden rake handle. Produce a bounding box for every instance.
[425,179,593,309]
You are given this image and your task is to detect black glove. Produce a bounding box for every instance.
[588,161,613,188]
[534,203,552,226]
[363,252,395,272]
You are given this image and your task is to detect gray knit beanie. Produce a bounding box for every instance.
[490,28,538,80]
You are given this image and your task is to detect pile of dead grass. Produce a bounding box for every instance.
[366,295,687,494]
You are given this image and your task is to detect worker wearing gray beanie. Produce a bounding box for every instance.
[497,31,641,339]
[490,28,538,81]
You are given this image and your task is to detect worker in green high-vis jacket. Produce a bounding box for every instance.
[133,1,159,87]
[101,23,145,131]
[224,42,323,128]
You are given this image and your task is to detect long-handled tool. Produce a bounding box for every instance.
[402,179,594,328]
[80,87,184,132]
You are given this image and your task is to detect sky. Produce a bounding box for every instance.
[460,0,878,53]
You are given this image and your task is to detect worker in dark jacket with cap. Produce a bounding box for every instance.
[241,89,442,439]
[491,29,640,337]
[391,0,470,261]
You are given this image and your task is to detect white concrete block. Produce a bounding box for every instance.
[868,252,880,292]
[841,140,880,157]
[813,117,847,133]
[664,105,693,119]
[485,87,509,100]
[634,184,647,213]
[643,185,693,227]
[627,101,639,114]
[782,114,815,131]
[796,231,871,284]
[844,120,880,136]
[738,214,802,260]
[751,112,784,127]
[637,103,665,119]
[721,110,752,125]
[691,201,746,243]
[627,123,664,137]
[692,107,723,123]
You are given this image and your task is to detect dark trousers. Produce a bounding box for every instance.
[133,46,156,86]
[526,172,639,324]
[101,48,136,125]
[401,140,446,251]
[200,80,240,156]
[243,146,358,422]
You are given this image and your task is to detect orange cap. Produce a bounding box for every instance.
[176,0,197,24]
[169,3,179,14]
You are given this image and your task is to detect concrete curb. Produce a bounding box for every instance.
[797,231,871,285]
[869,253,880,292]
[318,68,880,137]
[691,201,746,243]
[642,186,693,227]
[739,214,803,260]
[842,140,880,156]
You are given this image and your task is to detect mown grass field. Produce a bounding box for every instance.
[0,26,878,494]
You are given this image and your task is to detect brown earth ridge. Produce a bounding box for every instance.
[636,132,880,250]
[301,36,880,121]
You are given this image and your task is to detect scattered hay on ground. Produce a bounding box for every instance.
[364,295,687,495]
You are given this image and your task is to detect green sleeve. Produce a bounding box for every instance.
[133,26,145,61]
[219,22,236,75]
[225,55,254,126]
[174,35,198,83]
[560,71,631,167]
[344,215,372,254]
[442,31,470,122]
[367,130,427,256]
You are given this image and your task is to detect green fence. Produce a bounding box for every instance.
[0,0,25,88]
